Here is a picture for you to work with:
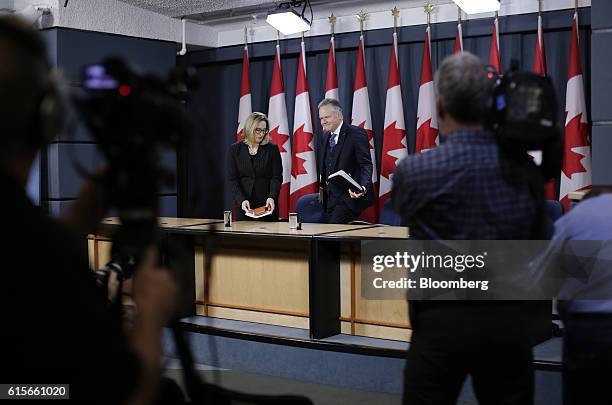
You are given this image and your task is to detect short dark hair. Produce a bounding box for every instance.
[434,52,489,124]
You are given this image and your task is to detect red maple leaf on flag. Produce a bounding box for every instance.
[270,127,289,154]
[562,113,590,177]
[355,121,375,149]
[380,121,405,178]
[291,124,313,177]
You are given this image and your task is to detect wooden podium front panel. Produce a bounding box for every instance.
[336,237,411,342]
[353,248,411,341]
[195,237,310,329]
[87,235,135,295]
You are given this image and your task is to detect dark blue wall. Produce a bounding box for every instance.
[591,0,612,185]
[40,28,178,217]
[183,8,592,219]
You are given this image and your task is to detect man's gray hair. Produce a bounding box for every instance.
[317,98,343,114]
[434,52,490,124]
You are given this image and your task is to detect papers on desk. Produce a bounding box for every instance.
[328,170,364,193]
[245,205,273,219]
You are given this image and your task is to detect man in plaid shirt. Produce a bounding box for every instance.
[392,52,551,405]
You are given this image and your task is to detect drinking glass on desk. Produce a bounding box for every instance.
[289,212,298,229]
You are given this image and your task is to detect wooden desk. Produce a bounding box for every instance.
[99,217,223,228]
[568,191,586,202]
[321,225,410,240]
[90,219,412,341]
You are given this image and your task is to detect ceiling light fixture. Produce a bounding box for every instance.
[266,0,313,35]
[452,0,500,15]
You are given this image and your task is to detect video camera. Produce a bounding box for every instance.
[74,58,197,284]
[485,61,563,182]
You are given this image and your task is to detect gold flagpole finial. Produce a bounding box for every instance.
[244,26,248,46]
[392,6,400,32]
[356,10,368,33]
[276,29,280,44]
[458,6,461,22]
[575,0,578,12]
[329,13,336,36]
[301,31,305,41]
[537,0,542,14]
[424,2,435,26]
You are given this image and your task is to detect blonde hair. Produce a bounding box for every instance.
[243,112,270,145]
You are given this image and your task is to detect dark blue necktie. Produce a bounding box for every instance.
[329,133,336,148]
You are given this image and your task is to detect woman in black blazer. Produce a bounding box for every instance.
[227,112,283,221]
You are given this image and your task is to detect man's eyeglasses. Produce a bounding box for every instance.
[254,128,269,135]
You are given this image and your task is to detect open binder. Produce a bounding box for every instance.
[328,170,364,193]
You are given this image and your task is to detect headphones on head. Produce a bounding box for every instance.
[0,17,63,148]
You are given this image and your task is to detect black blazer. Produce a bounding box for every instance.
[227,141,283,207]
[318,122,374,213]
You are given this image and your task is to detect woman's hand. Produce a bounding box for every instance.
[241,200,251,213]
[266,198,275,212]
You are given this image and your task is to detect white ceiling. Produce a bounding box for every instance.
[117,0,443,24]
[117,0,276,19]
[2,0,591,49]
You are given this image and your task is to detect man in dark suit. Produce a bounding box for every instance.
[317,98,373,224]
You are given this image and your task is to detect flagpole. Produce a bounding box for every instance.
[392,6,399,34]
[244,26,248,48]
[424,1,434,56]
[574,0,578,26]
[424,1,434,27]
[356,9,367,36]
[456,6,463,53]
[391,6,399,63]
[276,29,279,46]
[329,13,336,37]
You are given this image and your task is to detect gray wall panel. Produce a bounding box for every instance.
[47,200,75,217]
[590,31,612,122]
[591,0,612,29]
[47,143,106,199]
[592,125,612,185]
[57,28,176,83]
[40,28,178,218]
[159,195,177,217]
[160,148,177,194]
[40,29,58,67]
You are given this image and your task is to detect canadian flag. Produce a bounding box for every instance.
[325,35,339,101]
[268,43,291,219]
[532,13,557,200]
[236,43,252,141]
[489,15,503,74]
[454,20,463,54]
[415,26,438,153]
[379,31,407,213]
[352,33,379,223]
[533,14,547,76]
[560,12,591,211]
[289,38,318,211]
